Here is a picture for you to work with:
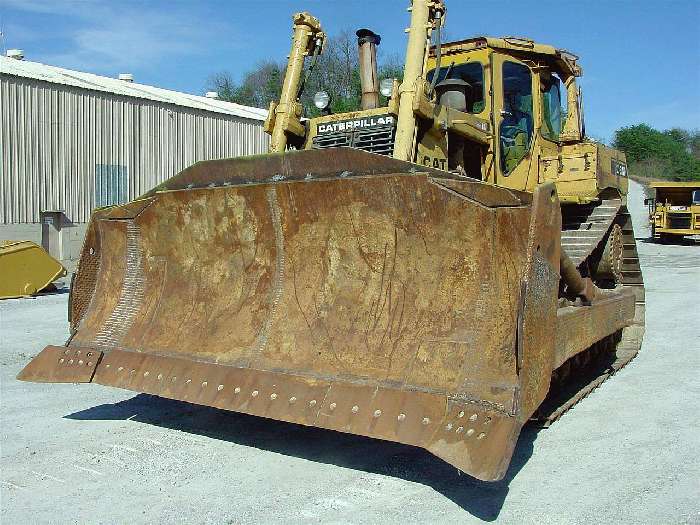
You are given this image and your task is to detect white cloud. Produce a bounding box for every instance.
[3,1,233,73]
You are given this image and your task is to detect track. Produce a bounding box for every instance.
[560,198,622,266]
[534,198,646,426]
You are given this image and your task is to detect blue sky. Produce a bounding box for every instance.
[1,0,698,142]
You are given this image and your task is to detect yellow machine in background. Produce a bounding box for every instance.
[646,182,700,241]
[0,241,66,299]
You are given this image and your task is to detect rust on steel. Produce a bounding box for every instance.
[559,250,598,303]
[357,29,381,110]
[18,149,584,481]
[554,290,635,369]
[17,346,103,383]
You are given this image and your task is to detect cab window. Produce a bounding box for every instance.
[541,74,563,141]
[500,62,533,174]
[427,62,485,113]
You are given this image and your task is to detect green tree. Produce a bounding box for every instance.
[208,61,284,109]
[665,127,700,160]
[613,124,700,181]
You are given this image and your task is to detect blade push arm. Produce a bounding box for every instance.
[264,12,325,152]
[393,0,445,161]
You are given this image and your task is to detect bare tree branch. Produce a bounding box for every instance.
[207,29,404,115]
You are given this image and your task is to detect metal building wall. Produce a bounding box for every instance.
[0,75,269,224]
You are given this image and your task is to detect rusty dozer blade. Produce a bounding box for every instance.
[20,148,593,481]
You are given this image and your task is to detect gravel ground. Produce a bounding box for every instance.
[1,180,698,524]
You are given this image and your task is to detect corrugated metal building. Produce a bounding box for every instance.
[0,55,269,268]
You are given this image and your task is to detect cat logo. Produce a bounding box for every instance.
[317,115,395,134]
[421,155,447,170]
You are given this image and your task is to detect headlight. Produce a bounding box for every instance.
[313,91,330,109]
[379,78,394,97]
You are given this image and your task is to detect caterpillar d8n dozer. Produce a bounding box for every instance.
[19,1,644,481]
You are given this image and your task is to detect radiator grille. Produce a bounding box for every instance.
[312,125,395,156]
[668,214,691,229]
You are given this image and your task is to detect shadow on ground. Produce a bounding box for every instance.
[638,236,699,245]
[67,394,538,521]
[40,285,70,296]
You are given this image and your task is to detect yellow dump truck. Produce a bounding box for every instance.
[19,1,644,481]
[646,181,700,241]
[0,241,66,299]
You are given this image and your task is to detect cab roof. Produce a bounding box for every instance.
[430,36,582,77]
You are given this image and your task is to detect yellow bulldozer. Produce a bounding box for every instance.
[19,1,644,481]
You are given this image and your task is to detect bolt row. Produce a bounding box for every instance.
[58,357,94,367]
[58,349,96,368]
[444,423,486,439]
[100,362,489,439]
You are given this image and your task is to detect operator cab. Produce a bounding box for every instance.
[424,36,584,186]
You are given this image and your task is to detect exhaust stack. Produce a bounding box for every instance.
[356,29,381,110]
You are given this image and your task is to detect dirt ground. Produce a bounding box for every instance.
[1,180,698,524]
